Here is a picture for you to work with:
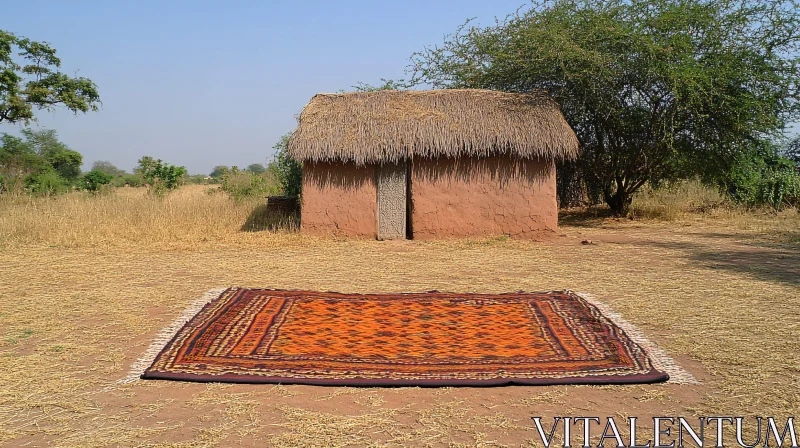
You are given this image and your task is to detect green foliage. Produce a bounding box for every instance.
[0,128,83,194]
[0,30,100,124]
[408,0,800,215]
[26,166,68,195]
[266,133,302,198]
[135,156,187,195]
[82,169,113,192]
[91,160,125,177]
[788,136,800,166]
[20,129,82,181]
[111,173,144,188]
[720,141,800,210]
[351,79,406,92]
[209,165,228,178]
[219,166,281,202]
[246,163,265,174]
[0,133,44,193]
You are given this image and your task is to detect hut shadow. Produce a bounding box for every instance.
[305,155,553,190]
[412,155,553,187]
[304,161,375,190]
[241,203,300,232]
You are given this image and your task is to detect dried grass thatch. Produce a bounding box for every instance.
[287,89,579,165]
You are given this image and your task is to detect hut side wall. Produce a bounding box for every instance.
[410,156,557,239]
[300,161,377,238]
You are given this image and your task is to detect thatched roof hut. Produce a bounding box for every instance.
[288,89,578,240]
[287,89,578,165]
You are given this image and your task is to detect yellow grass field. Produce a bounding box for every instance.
[1,185,798,447]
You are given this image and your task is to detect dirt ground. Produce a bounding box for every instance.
[1,213,798,447]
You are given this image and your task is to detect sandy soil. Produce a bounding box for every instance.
[0,216,798,447]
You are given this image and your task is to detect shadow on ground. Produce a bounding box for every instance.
[637,237,800,286]
[558,207,621,228]
[241,204,299,232]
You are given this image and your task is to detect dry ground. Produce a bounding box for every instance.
[0,186,798,447]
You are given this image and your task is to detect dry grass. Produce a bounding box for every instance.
[0,185,302,249]
[0,185,798,446]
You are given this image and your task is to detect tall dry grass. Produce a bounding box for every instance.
[0,185,301,249]
[630,180,726,220]
[629,180,800,241]
[1,181,797,249]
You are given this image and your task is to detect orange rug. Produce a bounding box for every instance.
[141,288,669,385]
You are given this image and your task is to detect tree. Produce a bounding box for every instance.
[1,30,100,124]
[135,156,187,194]
[209,165,228,178]
[408,0,800,215]
[267,133,302,198]
[788,136,800,166]
[0,133,45,192]
[246,163,265,174]
[20,128,82,181]
[92,160,125,177]
[82,169,113,192]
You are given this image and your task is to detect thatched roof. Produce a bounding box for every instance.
[287,89,578,165]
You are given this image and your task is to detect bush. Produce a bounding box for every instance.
[82,170,114,192]
[267,133,302,198]
[135,156,187,196]
[219,166,281,202]
[26,169,69,196]
[111,173,145,188]
[721,146,800,210]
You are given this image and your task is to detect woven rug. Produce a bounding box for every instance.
[139,288,674,386]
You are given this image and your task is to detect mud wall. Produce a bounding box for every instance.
[300,161,377,238]
[410,156,557,239]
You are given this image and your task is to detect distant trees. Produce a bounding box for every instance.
[209,165,228,178]
[91,160,125,177]
[21,129,83,181]
[0,128,83,194]
[0,30,100,124]
[246,163,265,174]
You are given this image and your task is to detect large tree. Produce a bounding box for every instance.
[1,30,100,124]
[408,0,800,214]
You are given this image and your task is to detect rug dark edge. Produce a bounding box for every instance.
[140,369,669,387]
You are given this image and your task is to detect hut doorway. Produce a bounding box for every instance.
[376,162,408,240]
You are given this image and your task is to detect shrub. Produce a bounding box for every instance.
[135,156,187,196]
[82,169,114,192]
[267,133,302,198]
[26,169,69,196]
[721,147,800,210]
[111,173,145,188]
[219,166,281,202]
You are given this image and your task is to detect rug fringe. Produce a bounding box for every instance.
[118,287,228,385]
[571,291,698,385]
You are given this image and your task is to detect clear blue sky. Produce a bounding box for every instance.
[1,0,531,175]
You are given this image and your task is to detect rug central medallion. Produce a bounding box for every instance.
[142,288,668,385]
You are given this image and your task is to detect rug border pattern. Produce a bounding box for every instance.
[122,287,696,386]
